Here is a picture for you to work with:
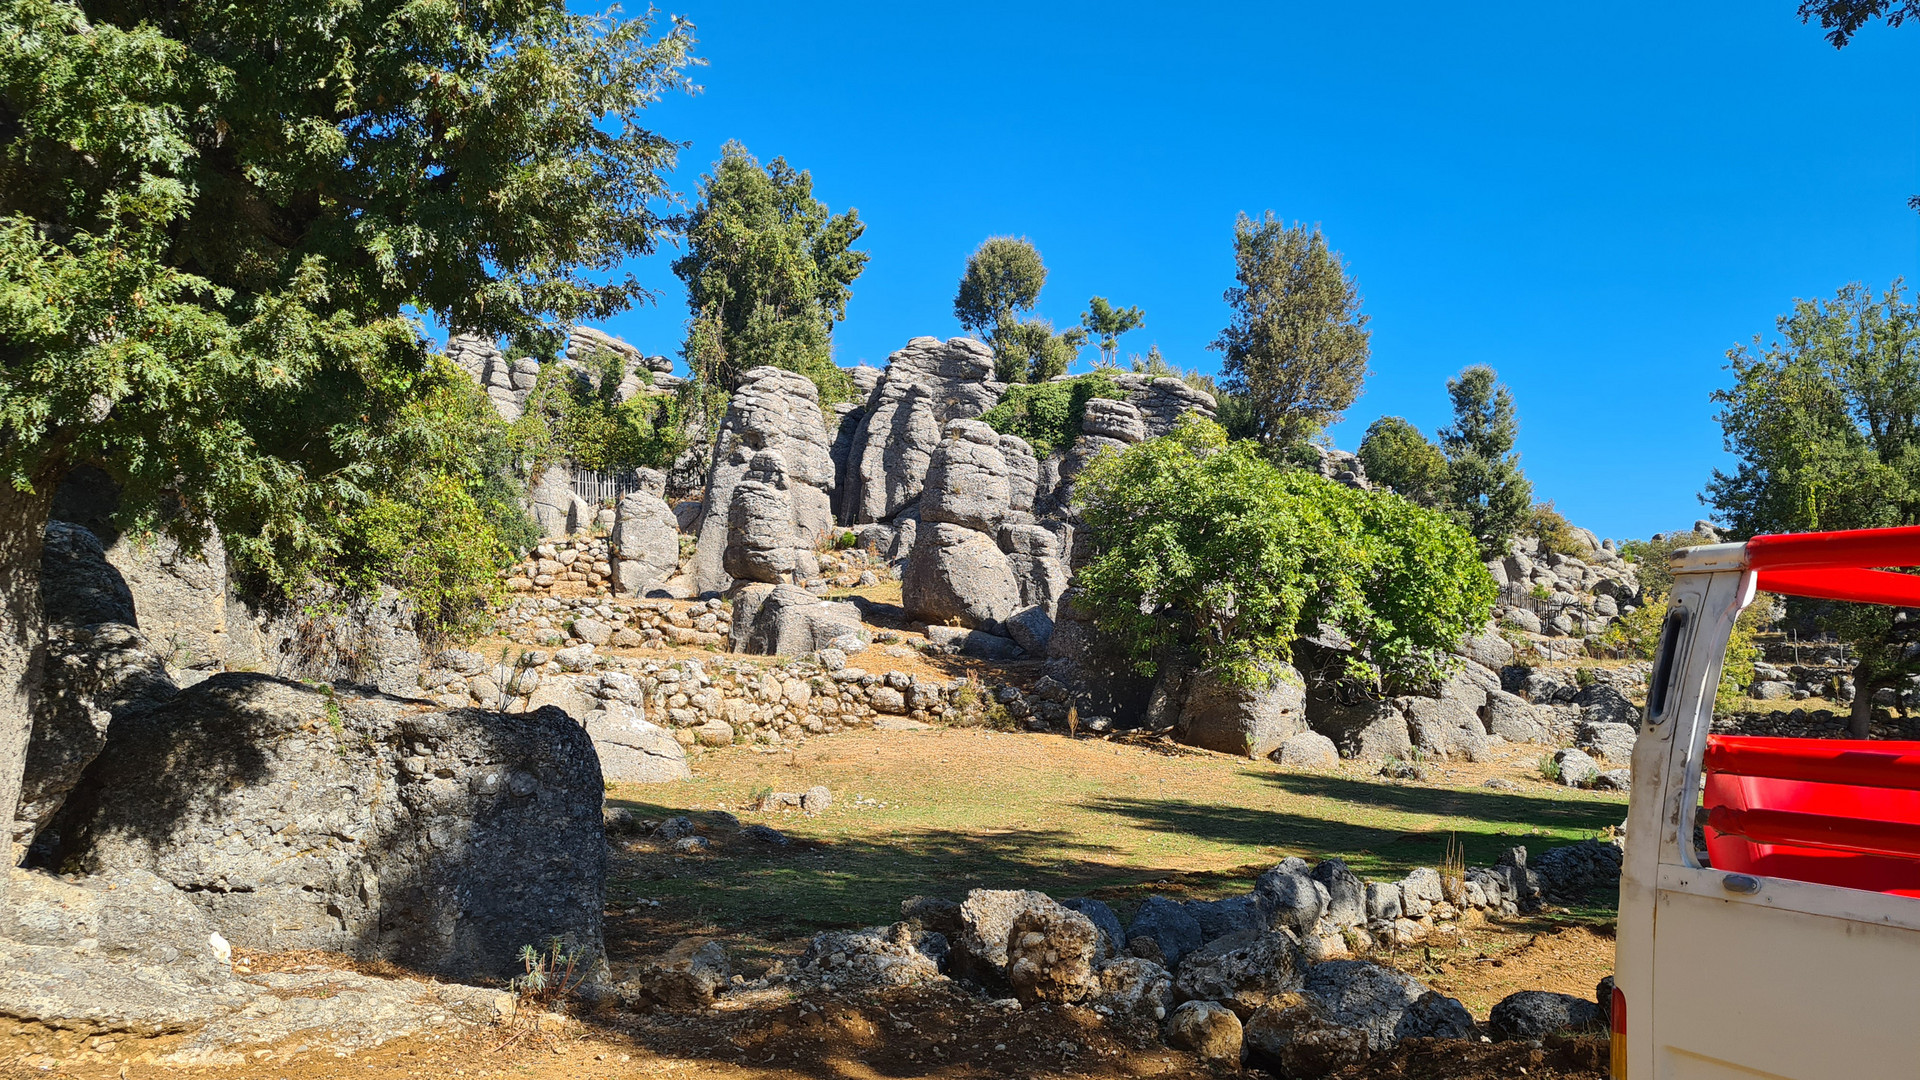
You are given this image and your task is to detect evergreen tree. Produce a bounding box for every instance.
[1358,417,1452,509]
[0,0,696,894]
[674,142,868,403]
[991,317,1086,384]
[1080,297,1145,367]
[1211,214,1371,450]
[1439,366,1532,557]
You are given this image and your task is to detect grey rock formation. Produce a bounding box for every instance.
[1000,523,1070,616]
[528,464,581,537]
[1131,377,1218,437]
[1080,398,1146,443]
[1302,960,1456,1051]
[447,331,530,422]
[1489,990,1599,1040]
[1004,606,1056,656]
[952,888,1055,986]
[1555,747,1601,786]
[792,923,947,988]
[1184,895,1263,943]
[566,325,677,400]
[1127,895,1204,969]
[902,523,1021,630]
[630,938,730,1008]
[723,451,807,584]
[1312,858,1366,930]
[1176,664,1308,759]
[47,674,606,983]
[1171,930,1308,1018]
[1578,720,1638,762]
[1274,730,1340,768]
[1404,693,1492,762]
[921,420,1014,533]
[1253,859,1329,937]
[728,583,866,656]
[1061,897,1126,958]
[1312,697,1414,761]
[581,707,690,783]
[1242,996,1370,1077]
[841,337,1004,524]
[610,490,680,597]
[691,366,835,594]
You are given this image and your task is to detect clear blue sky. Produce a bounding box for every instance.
[588,1,1918,543]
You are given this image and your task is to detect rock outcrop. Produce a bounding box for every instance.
[728,583,867,657]
[840,337,1004,525]
[1176,664,1309,759]
[447,331,537,422]
[610,487,681,597]
[44,673,607,984]
[691,367,836,595]
[902,421,1030,632]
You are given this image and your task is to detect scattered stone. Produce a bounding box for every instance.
[1006,902,1104,1004]
[1555,747,1601,786]
[628,939,730,1008]
[1489,990,1600,1041]
[1242,994,1370,1077]
[1164,1000,1243,1068]
[801,784,833,813]
[1171,930,1308,1018]
[1274,730,1340,768]
[793,924,947,989]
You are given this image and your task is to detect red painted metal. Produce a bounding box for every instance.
[1745,525,1920,572]
[1754,567,1920,606]
[1705,735,1920,792]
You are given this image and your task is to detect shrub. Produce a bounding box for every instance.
[1073,415,1496,692]
[516,345,691,473]
[1524,500,1583,556]
[979,371,1128,456]
[1536,753,1561,781]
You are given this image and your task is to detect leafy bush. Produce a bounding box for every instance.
[979,371,1129,455]
[1618,529,1715,600]
[1074,415,1497,691]
[516,346,690,472]
[1357,416,1450,508]
[1524,500,1582,556]
[1536,754,1561,781]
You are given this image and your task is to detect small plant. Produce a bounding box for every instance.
[1066,705,1079,737]
[1529,583,1552,601]
[1441,833,1466,903]
[1574,667,1598,688]
[510,937,590,1013]
[834,530,858,550]
[1537,753,1562,781]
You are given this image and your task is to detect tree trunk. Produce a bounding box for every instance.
[1848,659,1878,740]
[0,480,55,886]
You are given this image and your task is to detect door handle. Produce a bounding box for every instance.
[1722,874,1761,895]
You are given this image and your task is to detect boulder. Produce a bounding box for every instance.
[1455,624,1515,670]
[1396,868,1443,919]
[999,523,1070,616]
[1005,901,1104,1004]
[1313,698,1413,761]
[1489,990,1599,1041]
[1578,721,1638,762]
[1311,859,1366,930]
[902,522,1021,630]
[1004,606,1055,656]
[1242,995,1370,1077]
[1177,664,1308,759]
[1164,1000,1243,1068]
[729,583,866,656]
[528,464,577,537]
[1095,956,1174,1018]
[691,366,835,594]
[794,924,947,989]
[1364,882,1402,922]
[1170,930,1307,1017]
[1080,398,1146,443]
[1274,730,1340,768]
[1532,838,1624,900]
[841,337,1004,524]
[1576,683,1640,726]
[1397,990,1479,1040]
[920,420,1013,533]
[723,450,806,584]
[1301,960,1458,1051]
[924,624,1024,660]
[999,434,1040,513]
[581,708,691,783]
[1404,694,1491,762]
[630,938,730,1008]
[1555,747,1601,786]
[953,889,1054,985]
[1183,895,1263,943]
[610,490,680,597]
[1062,897,1127,958]
[1485,689,1551,743]
[1253,859,1328,936]
[1126,895,1204,969]
[45,674,606,984]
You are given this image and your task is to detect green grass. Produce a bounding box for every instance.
[606,729,1626,941]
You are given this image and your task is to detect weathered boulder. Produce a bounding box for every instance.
[1396,868,1443,919]
[1578,721,1638,762]
[1000,434,1040,513]
[1242,994,1370,1077]
[528,464,579,537]
[611,490,680,597]
[1080,398,1146,443]
[1004,606,1056,656]
[793,923,947,988]
[1131,377,1219,437]
[999,523,1071,616]
[1253,859,1329,936]
[45,674,606,984]
[1312,697,1413,761]
[448,330,530,421]
[1489,990,1599,1041]
[1274,730,1340,768]
[1301,960,1460,1051]
[1164,1000,1243,1068]
[581,707,690,783]
[691,367,835,594]
[841,337,1004,524]
[728,583,866,656]
[921,420,1013,533]
[925,624,1024,659]
[723,451,808,584]
[1555,747,1601,786]
[1311,859,1366,930]
[1404,694,1492,762]
[1184,895,1263,943]
[1176,664,1307,759]
[902,523,1021,630]
[1095,956,1174,1018]
[1171,930,1307,1018]
[1061,897,1126,957]
[1006,901,1104,1004]
[952,888,1054,986]
[1127,895,1204,969]
[630,938,730,1009]
[1485,689,1551,743]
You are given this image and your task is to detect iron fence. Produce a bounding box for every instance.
[570,468,642,506]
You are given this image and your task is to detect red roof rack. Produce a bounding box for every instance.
[1743,525,1920,605]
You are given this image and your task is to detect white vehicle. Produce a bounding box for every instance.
[1615,525,1920,1080]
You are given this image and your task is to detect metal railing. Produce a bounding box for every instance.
[570,468,642,506]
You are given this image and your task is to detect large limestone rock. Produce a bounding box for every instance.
[447,331,530,422]
[581,706,690,783]
[723,451,808,584]
[691,367,835,594]
[528,464,581,537]
[1176,664,1308,759]
[728,583,867,656]
[566,326,676,400]
[1132,376,1218,437]
[1171,930,1309,1018]
[46,673,607,983]
[1005,901,1104,1004]
[1301,960,1466,1051]
[610,489,680,597]
[902,523,1021,631]
[1311,696,1414,761]
[952,888,1055,987]
[1000,522,1070,616]
[17,523,176,853]
[841,337,1004,524]
[920,420,1013,533]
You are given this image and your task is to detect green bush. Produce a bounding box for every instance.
[1073,415,1497,691]
[979,371,1129,456]
[1524,500,1583,556]
[516,346,691,473]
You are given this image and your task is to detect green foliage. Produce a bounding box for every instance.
[979,372,1128,456]
[1537,754,1562,782]
[1440,365,1533,557]
[1617,529,1715,599]
[674,142,868,402]
[1798,0,1917,47]
[514,346,689,473]
[1211,214,1372,450]
[0,0,693,634]
[1524,501,1582,557]
[1705,281,1920,731]
[1358,417,1451,508]
[954,236,1049,338]
[1074,415,1496,691]
[991,316,1087,384]
[1080,296,1145,366]
[1598,598,1668,659]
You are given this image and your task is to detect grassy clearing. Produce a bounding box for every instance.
[607,728,1626,941]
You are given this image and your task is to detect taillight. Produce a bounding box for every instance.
[1610,985,1628,1078]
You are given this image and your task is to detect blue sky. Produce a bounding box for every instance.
[586,1,1917,542]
